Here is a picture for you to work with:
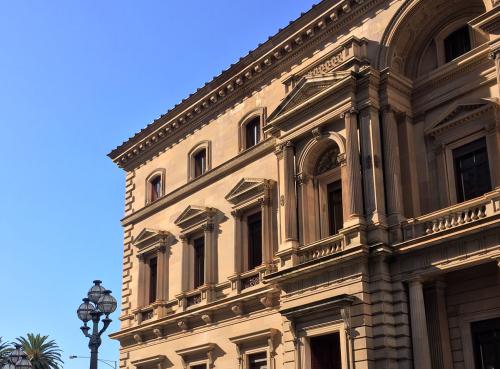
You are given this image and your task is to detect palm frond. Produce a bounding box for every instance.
[17,334,63,369]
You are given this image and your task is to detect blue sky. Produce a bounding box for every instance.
[0,1,318,367]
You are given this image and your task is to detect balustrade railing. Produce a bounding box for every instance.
[402,190,500,241]
[297,234,345,264]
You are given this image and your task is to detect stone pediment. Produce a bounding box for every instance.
[133,228,172,254]
[174,205,216,230]
[426,100,495,136]
[225,178,273,206]
[268,71,352,123]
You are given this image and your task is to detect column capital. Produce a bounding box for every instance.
[340,107,358,118]
[489,48,500,61]
[202,222,215,233]
[231,209,242,218]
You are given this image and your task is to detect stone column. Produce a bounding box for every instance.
[179,235,190,292]
[435,281,453,369]
[491,46,500,97]
[231,209,243,274]
[156,244,167,301]
[203,222,216,286]
[275,141,298,250]
[260,185,273,265]
[359,106,386,225]
[381,106,404,223]
[136,254,147,307]
[343,108,364,222]
[408,279,432,369]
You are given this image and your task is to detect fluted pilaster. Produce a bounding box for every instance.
[409,279,432,369]
[343,108,363,220]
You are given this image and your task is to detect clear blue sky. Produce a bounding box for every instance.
[0,1,318,368]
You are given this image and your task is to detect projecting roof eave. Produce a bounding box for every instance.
[107,0,388,170]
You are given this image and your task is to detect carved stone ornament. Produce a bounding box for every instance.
[260,293,274,308]
[153,328,163,339]
[314,145,341,175]
[231,302,244,316]
[177,319,188,332]
[133,333,143,344]
[201,313,213,324]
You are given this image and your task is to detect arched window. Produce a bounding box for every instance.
[238,109,266,151]
[297,138,346,245]
[146,170,165,205]
[444,25,471,62]
[150,175,162,202]
[188,141,212,180]
[245,117,261,149]
[194,149,207,178]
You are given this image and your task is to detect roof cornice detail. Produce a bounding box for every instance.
[108,0,385,170]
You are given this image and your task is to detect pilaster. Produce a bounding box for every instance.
[408,278,432,369]
[342,108,364,225]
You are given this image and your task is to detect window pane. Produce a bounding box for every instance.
[444,26,471,62]
[149,257,157,304]
[310,333,342,369]
[471,317,500,369]
[150,176,162,201]
[245,117,261,149]
[190,365,207,369]
[327,181,343,235]
[247,212,262,270]
[248,352,267,369]
[193,237,205,288]
[453,137,491,202]
[194,149,207,178]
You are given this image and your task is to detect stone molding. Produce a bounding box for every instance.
[108,0,387,171]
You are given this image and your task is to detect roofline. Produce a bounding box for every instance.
[108,0,385,170]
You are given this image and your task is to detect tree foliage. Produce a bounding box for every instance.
[0,337,12,366]
[16,334,63,369]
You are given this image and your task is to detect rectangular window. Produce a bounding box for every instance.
[247,212,263,270]
[194,150,207,178]
[444,26,471,63]
[471,317,500,369]
[327,180,343,235]
[150,176,162,202]
[148,256,157,304]
[310,333,342,369]
[193,237,205,288]
[248,352,267,369]
[453,137,491,202]
[245,118,261,149]
[190,365,207,369]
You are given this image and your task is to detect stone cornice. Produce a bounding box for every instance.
[108,0,387,171]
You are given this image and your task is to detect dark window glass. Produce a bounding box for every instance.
[193,237,205,288]
[190,365,207,369]
[247,212,262,270]
[245,117,261,149]
[194,149,207,178]
[248,352,267,369]
[150,176,162,202]
[327,181,343,235]
[453,137,491,202]
[444,26,471,63]
[310,333,342,369]
[148,257,157,304]
[471,317,500,369]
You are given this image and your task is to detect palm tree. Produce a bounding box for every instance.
[0,337,12,366]
[16,334,63,369]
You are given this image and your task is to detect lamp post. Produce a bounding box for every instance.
[2,344,32,369]
[77,280,117,369]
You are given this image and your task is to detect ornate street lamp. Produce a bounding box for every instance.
[2,344,32,369]
[77,280,117,369]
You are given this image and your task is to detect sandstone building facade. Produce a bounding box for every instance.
[108,0,500,368]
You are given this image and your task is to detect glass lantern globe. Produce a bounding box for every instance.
[2,362,16,369]
[97,290,117,316]
[15,355,32,369]
[77,298,96,322]
[87,280,106,304]
[8,345,24,365]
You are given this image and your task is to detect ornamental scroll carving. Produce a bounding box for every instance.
[305,51,345,77]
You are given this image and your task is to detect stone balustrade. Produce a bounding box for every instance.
[402,189,500,240]
[297,234,345,264]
